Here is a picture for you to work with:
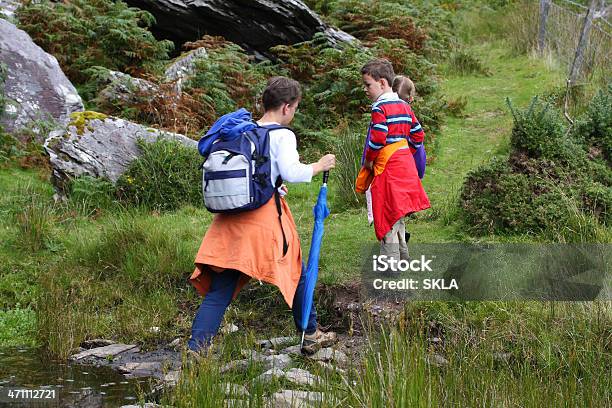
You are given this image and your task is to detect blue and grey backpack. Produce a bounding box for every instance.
[200,122,289,254]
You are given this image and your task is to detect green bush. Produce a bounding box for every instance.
[507,97,572,161]
[573,85,612,164]
[461,90,612,239]
[447,49,492,77]
[116,138,202,211]
[17,0,173,86]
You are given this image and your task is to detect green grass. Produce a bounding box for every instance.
[0,38,571,350]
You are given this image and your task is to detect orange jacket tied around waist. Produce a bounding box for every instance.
[189,195,302,307]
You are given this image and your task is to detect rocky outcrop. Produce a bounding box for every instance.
[124,0,355,56]
[0,0,20,20]
[0,18,83,134]
[44,112,197,192]
[93,70,159,111]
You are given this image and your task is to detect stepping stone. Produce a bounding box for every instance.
[307,348,348,366]
[316,361,346,375]
[257,336,296,349]
[263,354,292,370]
[119,404,160,408]
[240,349,268,361]
[69,344,138,361]
[220,359,250,374]
[163,370,181,386]
[280,345,302,355]
[117,362,162,377]
[253,368,285,384]
[220,383,249,398]
[166,338,182,350]
[80,339,116,349]
[284,368,321,387]
[221,323,239,334]
[271,390,325,408]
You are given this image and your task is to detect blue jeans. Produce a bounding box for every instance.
[188,265,317,351]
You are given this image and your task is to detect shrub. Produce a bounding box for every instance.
[116,138,202,211]
[573,85,612,164]
[447,49,492,76]
[507,97,572,161]
[17,0,173,85]
[68,175,118,215]
[461,89,612,240]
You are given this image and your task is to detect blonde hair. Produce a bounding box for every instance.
[392,75,416,103]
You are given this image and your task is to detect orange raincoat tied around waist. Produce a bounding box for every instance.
[190,195,303,307]
[355,139,430,240]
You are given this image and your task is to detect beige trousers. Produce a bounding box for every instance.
[380,218,409,262]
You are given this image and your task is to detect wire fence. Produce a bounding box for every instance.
[538,0,611,85]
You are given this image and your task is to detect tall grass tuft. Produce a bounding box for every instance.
[333,122,366,210]
[12,184,56,252]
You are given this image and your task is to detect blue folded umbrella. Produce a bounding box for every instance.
[300,172,331,346]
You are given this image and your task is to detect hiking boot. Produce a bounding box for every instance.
[300,328,338,355]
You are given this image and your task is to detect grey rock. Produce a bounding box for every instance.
[427,353,449,367]
[280,344,302,356]
[117,362,162,378]
[262,354,292,370]
[80,339,116,349]
[220,323,239,334]
[253,367,284,384]
[0,19,83,135]
[123,0,355,58]
[164,47,207,92]
[308,348,348,365]
[257,336,297,350]
[316,361,346,376]
[166,338,182,350]
[0,0,20,20]
[271,390,325,408]
[69,344,139,361]
[119,404,161,408]
[240,349,267,361]
[94,70,159,111]
[284,368,321,387]
[44,115,197,192]
[220,359,250,374]
[163,370,181,386]
[220,383,249,398]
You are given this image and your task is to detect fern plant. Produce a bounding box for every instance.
[17,0,174,85]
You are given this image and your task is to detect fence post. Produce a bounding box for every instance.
[568,0,599,84]
[538,0,551,54]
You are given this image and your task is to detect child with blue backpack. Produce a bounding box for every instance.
[188,76,337,354]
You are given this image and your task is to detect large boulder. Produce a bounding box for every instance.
[124,0,355,57]
[0,18,83,135]
[44,112,197,192]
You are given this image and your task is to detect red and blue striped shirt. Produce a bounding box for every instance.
[365,92,425,163]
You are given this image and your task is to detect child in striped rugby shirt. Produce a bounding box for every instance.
[360,59,430,269]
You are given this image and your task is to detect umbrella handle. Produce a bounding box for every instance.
[322,171,329,185]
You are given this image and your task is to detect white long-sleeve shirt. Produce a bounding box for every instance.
[258,121,313,185]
